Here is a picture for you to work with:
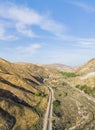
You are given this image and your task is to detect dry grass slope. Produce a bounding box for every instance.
[0,58,49,130]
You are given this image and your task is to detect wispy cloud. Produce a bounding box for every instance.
[16,23,36,38]
[0,3,66,40]
[3,43,42,62]
[15,44,41,58]
[75,38,95,48]
[0,23,17,41]
[70,1,95,12]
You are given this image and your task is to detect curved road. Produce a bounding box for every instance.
[43,85,54,130]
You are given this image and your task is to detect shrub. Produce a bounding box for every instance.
[52,123,65,130]
[53,100,61,107]
[35,92,45,97]
[59,94,62,96]
[52,119,56,124]
[63,92,67,97]
[62,82,67,86]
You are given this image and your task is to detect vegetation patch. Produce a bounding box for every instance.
[76,84,95,95]
[60,71,78,77]
[52,123,65,130]
[53,108,62,118]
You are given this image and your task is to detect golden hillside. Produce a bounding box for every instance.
[70,58,95,97]
[75,58,95,75]
[0,58,49,130]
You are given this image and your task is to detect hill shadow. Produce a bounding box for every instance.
[0,78,35,95]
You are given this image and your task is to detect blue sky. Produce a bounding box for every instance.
[0,0,95,66]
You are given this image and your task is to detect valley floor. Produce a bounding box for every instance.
[48,77,95,130]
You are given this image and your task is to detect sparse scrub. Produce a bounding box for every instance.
[52,123,65,130]
[52,119,56,124]
[59,94,62,96]
[75,84,95,95]
[62,81,67,86]
[14,125,21,130]
[34,119,43,130]
[53,108,62,118]
[63,92,67,97]
[52,86,56,89]
[35,107,44,117]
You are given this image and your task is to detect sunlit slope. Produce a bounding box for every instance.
[75,58,95,75]
[70,59,95,97]
[0,58,49,130]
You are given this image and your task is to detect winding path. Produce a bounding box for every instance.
[43,85,54,130]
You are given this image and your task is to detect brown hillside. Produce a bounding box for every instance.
[0,58,49,130]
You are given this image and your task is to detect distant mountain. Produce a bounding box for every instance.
[43,63,73,72]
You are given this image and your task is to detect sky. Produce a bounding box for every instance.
[0,0,95,66]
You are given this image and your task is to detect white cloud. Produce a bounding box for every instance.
[15,43,41,58]
[73,38,95,48]
[0,24,17,41]
[78,38,95,45]
[16,23,36,38]
[71,1,95,12]
[0,4,66,39]
[40,18,66,36]
[0,43,42,62]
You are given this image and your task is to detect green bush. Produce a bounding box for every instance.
[35,92,45,97]
[53,100,61,107]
